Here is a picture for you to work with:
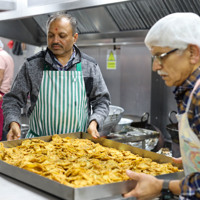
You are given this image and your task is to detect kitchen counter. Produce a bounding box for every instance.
[0,173,135,200]
[0,173,62,200]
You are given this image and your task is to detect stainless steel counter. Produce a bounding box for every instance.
[0,173,62,200]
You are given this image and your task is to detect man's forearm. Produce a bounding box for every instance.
[169,180,181,195]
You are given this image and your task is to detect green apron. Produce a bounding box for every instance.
[26,63,88,138]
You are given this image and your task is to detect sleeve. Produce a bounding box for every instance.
[88,63,111,130]
[179,172,200,199]
[2,61,31,131]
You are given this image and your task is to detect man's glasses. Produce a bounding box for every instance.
[152,48,178,65]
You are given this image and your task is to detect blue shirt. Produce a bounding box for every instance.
[49,47,76,71]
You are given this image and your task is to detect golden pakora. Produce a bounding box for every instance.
[0,135,181,187]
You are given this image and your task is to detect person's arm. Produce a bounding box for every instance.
[179,172,200,199]
[7,122,21,140]
[2,61,31,137]
[87,120,99,138]
[172,157,182,164]
[0,69,4,101]
[88,63,111,132]
[0,68,4,87]
[123,170,181,200]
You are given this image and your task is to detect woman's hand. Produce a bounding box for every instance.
[123,170,163,200]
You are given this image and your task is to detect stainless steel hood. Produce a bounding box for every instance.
[0,0,199,46]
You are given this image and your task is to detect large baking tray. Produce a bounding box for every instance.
[0,132,184,200]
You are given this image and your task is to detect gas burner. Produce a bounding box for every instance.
[107,125,159,151]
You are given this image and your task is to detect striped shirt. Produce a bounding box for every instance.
[173,67,200,138]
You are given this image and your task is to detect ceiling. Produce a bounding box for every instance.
[0,0,200,46]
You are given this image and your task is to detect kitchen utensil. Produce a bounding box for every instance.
[111,117,133,132]
[166,111,179,144]
[100,105,124,135]
[20,124,29,139]
[123,112,149,128]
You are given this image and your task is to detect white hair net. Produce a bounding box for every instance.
[145,12,200,50]
[0,40,4,48]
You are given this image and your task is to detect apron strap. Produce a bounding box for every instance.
[44,63,82,71]
[76,62,82,71]
[28,129,40,137]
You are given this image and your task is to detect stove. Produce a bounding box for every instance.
[107,125,160,151]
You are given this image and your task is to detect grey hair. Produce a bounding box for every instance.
[46,12,77,35]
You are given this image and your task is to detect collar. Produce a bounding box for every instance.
[45,45,81,70]
[53,47,76,68]
[173,67,200,99]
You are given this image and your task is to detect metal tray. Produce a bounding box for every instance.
[0,132,184,200]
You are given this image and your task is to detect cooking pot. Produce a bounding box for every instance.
[100,105,124,135]
[112,117,134,132]
[123,112,149,128]
[112,112,149,132]
[21,124,29,139]
[166,111,179,144]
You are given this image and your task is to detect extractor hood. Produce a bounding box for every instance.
[0,0,199,46]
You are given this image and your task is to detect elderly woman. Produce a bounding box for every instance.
[124,12,200,200]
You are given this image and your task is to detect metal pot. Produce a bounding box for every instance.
[100,105,124,135]
[123,112,149,128]
[166,111,179,144]
[21,124,29,139]
[112,117,134,132]
[166,111,181,158]
[111,112,149,132]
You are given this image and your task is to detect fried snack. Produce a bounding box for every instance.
[0,135,181,187]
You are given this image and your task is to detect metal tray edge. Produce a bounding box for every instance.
[0,132,184,200]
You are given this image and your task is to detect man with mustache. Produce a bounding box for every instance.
[124,13,200,200]
[2,13,110,140]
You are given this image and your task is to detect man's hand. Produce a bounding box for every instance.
[123,170,163,200]
[7,122,21,141]
[87,120,100,138]
[172,157,182,164]
[0,94,2,101]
